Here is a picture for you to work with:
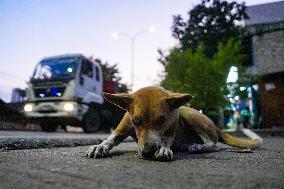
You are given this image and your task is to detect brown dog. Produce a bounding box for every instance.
[86,87,262,161]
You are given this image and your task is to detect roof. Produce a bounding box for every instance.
[41,53,85,61]
[245,1,284,26]
[40,53,95,63]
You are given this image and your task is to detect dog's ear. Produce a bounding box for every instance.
[166,93,193,110]
[103,92,133,110]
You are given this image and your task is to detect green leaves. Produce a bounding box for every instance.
[160,0,249,116]
[171,0,247,57]
[162,39,246,112]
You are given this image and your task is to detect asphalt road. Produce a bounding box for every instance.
[1,137,284,189]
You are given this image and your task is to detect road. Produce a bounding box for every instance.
[1,136,284,189]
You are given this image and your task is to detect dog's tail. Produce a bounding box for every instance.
[220,129,263,149]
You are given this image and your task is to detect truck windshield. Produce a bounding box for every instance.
[33,57,79,80]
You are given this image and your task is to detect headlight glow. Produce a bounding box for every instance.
[63,102,74,111]
[24,104,33,112]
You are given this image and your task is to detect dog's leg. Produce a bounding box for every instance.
[188,134,220,154]
[154,126,176,161]
[154,137,175,161]
[86,112,132,158]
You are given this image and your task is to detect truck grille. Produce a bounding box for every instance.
[34,87,65,98]
[37,109,57,113]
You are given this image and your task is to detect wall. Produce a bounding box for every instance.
[259,74,284,128]
[252,30,284,75]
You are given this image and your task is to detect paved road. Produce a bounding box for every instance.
[1,137,284,189]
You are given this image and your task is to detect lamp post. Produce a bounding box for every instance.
[112,26,155,89]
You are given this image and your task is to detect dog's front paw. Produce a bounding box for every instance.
[86,145,109,158]
[154,147,174,161]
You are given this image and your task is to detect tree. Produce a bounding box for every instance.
[92,58,121,82]
[159,0,249,124]
[162,39,246,116]
[171,0,248,57]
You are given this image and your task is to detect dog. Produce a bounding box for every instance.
[86,86,262,161]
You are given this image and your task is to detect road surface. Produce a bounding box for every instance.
[1,137,283,189]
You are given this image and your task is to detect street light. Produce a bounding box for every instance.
[112,26,155,89]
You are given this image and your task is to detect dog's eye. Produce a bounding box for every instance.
[155,116,166,125]
[132,117,143,126]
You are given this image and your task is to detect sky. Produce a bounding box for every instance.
[0,0,279,102]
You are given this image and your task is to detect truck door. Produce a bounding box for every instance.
[76,58,104,104]
[79,58,96,95]
[93,64,103,95]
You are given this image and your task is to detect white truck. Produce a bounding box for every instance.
[23,54,107,132]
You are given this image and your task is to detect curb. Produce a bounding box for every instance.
[0,132,134,150]
[0,137,104,150]
[224,128,284,137]
[1,128,283,150]
[252,128,284,137]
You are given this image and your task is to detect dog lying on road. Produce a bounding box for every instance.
[86,87,262,161]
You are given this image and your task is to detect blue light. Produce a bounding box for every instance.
[50,87,58,95]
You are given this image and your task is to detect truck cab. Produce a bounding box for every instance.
[23,54,104,132]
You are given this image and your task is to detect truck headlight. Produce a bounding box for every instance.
[63,102,74,111]
[24,104,33,112]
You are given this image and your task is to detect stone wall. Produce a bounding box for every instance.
[253,30,284,75]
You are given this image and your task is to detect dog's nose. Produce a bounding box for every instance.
[141,143,158,158]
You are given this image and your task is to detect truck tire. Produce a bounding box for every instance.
[82,108,100,133]
[40,123,58,132]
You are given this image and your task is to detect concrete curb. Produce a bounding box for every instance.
[224,128,284,137]
[1,128,283,150]
[0,131,134,150]
[0,137,104,150]
[252,128,284,137]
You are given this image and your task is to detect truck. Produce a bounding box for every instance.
[22,54,123,132]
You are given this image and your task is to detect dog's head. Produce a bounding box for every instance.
[104,86,193,159]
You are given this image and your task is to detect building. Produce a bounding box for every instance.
[245,1,284,128]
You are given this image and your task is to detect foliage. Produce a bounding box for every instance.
[159,0,249,120]
[162,39,246,113]
[92,58,121,82]
[171,0,248,57]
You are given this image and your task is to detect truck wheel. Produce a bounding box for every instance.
[40,123,58,132]
[61,125,67,132]
[83,108,100,133]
